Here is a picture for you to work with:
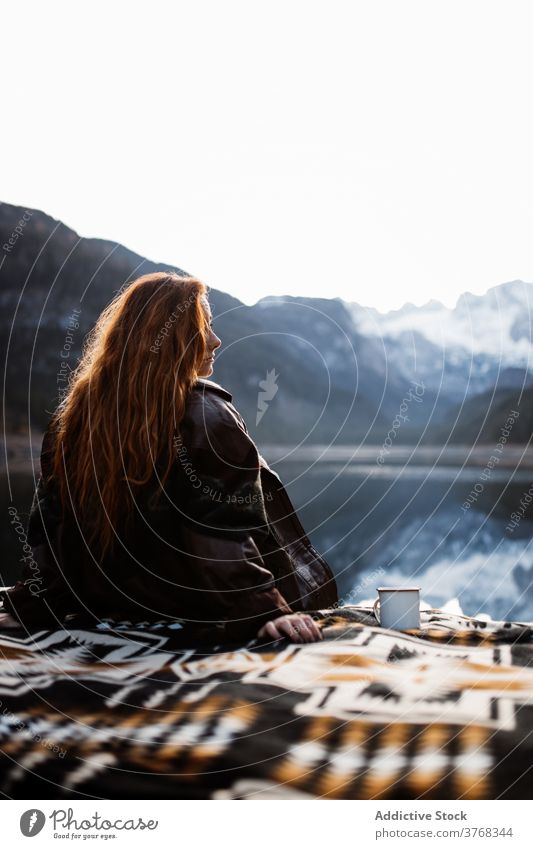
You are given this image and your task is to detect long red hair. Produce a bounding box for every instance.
[48,272,210,559]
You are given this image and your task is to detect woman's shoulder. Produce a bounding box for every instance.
[186,378,246,429]
[192,377,233,402]
[181,378,256,463]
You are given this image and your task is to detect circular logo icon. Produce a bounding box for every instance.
[20,809,46,837]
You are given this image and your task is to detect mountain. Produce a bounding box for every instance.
[350,280,533,365]
[2,200,531,448]
[431,383,533,446]
[346,281,533,442]
[0,201,395,444]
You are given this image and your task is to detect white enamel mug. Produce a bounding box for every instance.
[373,586,421,630]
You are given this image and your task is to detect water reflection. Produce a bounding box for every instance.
[268,447,533,622]
[2,443,532,621]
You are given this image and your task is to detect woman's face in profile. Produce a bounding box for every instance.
[198,297,221,377]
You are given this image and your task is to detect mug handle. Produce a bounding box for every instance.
[373,598,380,624]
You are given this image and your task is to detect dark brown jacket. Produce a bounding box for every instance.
[1,378,338,640]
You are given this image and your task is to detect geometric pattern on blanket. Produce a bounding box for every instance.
[1,606,532,800]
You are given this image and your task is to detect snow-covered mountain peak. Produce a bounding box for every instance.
[348,279,533,366]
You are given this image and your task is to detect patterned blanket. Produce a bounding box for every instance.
[1,605,532,799]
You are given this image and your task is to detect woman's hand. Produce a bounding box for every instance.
[257,613,323,643]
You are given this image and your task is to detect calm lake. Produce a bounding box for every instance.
[2,442,533,621]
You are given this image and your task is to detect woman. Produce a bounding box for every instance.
[0,272,337,642]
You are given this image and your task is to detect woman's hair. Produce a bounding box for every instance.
[48,271,210,560]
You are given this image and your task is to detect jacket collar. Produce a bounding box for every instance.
[193,377,233,401]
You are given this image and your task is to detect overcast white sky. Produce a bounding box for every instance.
[2,1,533,311]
